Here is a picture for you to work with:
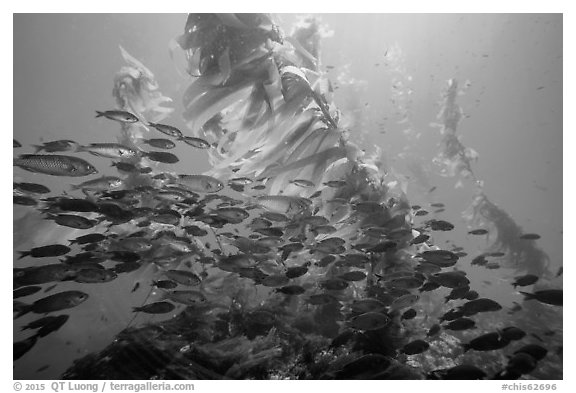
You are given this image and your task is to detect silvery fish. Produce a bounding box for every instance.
[71,176,123,191]
[177,174,224,193]
[180,136,211,149]
[228,177,253,186]
[214,207,249,223]
[78,143,138,159]
[256,195,309,215]
[14,154,97,177]
[95,110,139,123]
[290,179,315,188]
[148,122,183,138]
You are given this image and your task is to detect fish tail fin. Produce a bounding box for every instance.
[17,251,30,260]
[461,343,471,353]
[154,289,168,301]
[15,306,31,319]
[519,291,535,300]
[95,111,105,118]
[43,213,57,221]
[131,307,141,313]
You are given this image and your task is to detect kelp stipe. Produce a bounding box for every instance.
[463,190,551,277]
[60,14,423,380]
[432,79,479,185]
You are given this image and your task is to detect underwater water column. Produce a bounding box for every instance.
[58,14,424,379]
[432,78,551,277]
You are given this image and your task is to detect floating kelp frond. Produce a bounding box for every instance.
[463,191,550,277]
[432,79,479,183]
[288,15,334,71]
[179,14,342,194]
[114,46,173,126]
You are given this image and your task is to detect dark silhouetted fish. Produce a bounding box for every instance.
[402,339,430,355]
[420,250,459,267]
[14,182,51,194]
[14,195,37,206]
[347,312,391,331]
[33,139,79,153]
[426,219,454,231]
[69,233,107,245]
[14,336,38,360]
[500,326,526,341]
[16,291,89,318]
[431,271,470,289]
[444,318,476,331]
[73,269,117,284]
[462,332,510,352]
[514,344,548,361]
[13,286,42,299]
[133,301,175,314]
[143,151,179,164]
[459,298,502,316]
[34,314,70,337]
[152,280,178,289]
[520,289,562,306]
[18,244,71,260]
[401,308,417,320]
[276,285,306,295]
[50,214,95,229]
[519,233,541,240]
[142,138,176,149]
[512,274,539,288]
